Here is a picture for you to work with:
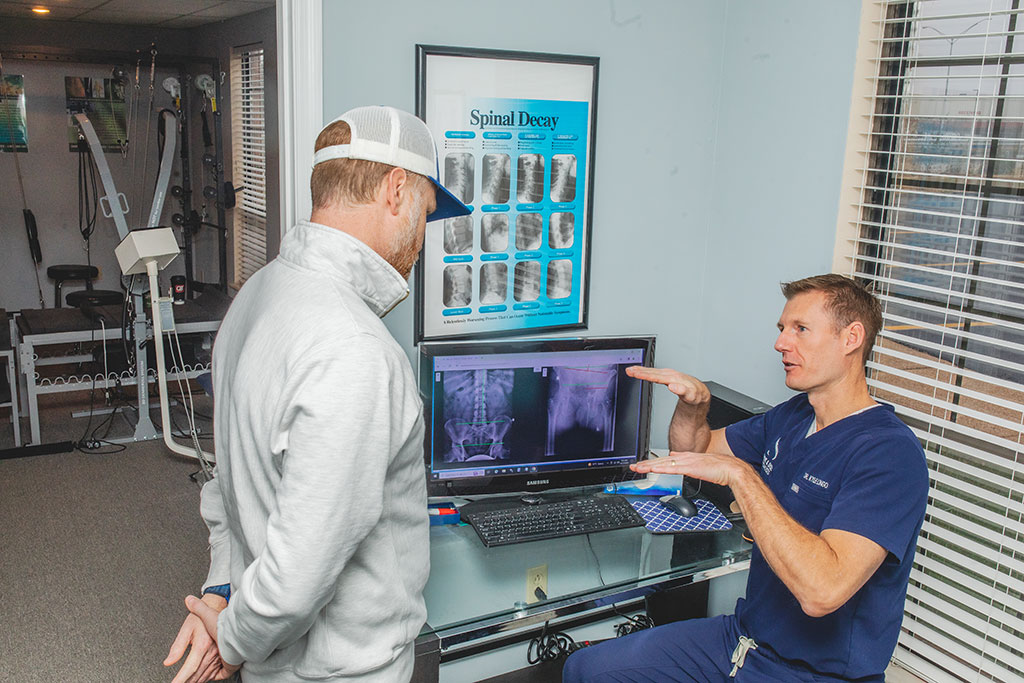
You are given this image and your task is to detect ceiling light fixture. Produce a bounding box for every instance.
[32,7,51,14]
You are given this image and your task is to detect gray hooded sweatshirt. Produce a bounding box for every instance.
[201,220,429,682]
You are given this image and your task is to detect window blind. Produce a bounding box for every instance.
[230,44,267,287]
[853,2,1024,681]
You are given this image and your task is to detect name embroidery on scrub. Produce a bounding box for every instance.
[802,472,830,489]
[762,437,781,476]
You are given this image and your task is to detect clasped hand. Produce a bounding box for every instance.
[164,593,240,683]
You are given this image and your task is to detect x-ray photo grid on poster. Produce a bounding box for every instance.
[415,45,598,341]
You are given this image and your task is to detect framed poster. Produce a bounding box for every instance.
[415,45,598,342]
[65,76,127,153]
[1,74,28,152]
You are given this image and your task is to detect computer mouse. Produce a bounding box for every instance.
[659,494,699,518]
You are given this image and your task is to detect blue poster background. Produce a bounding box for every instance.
[429,96,589,337]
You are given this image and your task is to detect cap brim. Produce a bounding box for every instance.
[426,178,472,222]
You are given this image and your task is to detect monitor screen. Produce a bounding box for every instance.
[419,336,655,497]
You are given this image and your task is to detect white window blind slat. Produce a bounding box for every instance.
[906,581,1024,650]
[886,399,1024,455]
[892,649,975,683]
[853,4,1024,662]
[231,44,267,288]
[916,536,1024,596]
[875,290,1024,334]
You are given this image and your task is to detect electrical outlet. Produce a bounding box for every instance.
[526,564,548,604]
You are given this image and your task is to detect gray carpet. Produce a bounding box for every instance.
[0,398,213,682]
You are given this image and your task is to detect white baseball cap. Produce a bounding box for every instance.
[312,105,471,222]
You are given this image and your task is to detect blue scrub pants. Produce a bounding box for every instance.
[562,614,851,682]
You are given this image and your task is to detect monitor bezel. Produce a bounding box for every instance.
[418,335,655,498]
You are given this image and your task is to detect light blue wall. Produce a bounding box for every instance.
[698,0,863,406]
[320,0,862,445]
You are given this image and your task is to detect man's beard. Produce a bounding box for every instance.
[384,192,425,280]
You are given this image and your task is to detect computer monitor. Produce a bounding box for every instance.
[419,336,655,498]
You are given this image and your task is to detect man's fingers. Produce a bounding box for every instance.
[626,366,680,385]
[164,622,192,666]
[193,651,220,683]
[627,366,708,402]
[170,641,204,683]
[185,595,220,640]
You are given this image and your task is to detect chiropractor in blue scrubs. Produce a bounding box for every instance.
[563,274,928,682]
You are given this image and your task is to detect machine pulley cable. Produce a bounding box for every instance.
[77,134,100,264]
[1,52,46,307]
[139,44,157,227]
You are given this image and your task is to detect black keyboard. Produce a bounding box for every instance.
[461,494,646,547]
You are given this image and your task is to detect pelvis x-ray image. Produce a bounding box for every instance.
[443,264,472,308]
[550,154,577,202]
[513,261,540,302]
[481,214,508,252]
[547,260,572,299]
[444,153,474,204]
[546,365,617,456]
[482,153,511,204]
[443,216,473,254]
[517,154,545,203]
[515,213,543,251]
[442,369,515,462]
[549,212,574,249]
[479,262,508,305]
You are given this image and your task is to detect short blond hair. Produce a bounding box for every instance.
[781,274,882,364]
[311,120,394,209]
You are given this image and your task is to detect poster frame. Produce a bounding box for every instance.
[414,44,598,343]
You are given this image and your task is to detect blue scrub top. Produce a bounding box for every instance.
[725,394,928,680]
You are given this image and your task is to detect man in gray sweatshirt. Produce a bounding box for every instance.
[165,105,470,682]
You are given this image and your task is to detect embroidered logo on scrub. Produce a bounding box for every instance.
[762,437,781,476]
[802,472,830,489]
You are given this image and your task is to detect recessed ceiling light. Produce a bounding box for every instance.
[32,7,51,14]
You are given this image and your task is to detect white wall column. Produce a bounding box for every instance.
[276,0,322,234]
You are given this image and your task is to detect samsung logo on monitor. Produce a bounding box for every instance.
[526,479,549,486]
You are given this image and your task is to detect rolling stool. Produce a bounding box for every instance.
[65,290,125,309]
[47,264,99,308]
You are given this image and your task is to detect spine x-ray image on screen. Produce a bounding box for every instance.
[546,365,617,455]
[430,355,644,474]
[442,369,515,462]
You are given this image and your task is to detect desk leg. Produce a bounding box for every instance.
[412,631,440,683]
[19,341,41,445]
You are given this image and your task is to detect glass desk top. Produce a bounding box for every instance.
[421,511,752,650]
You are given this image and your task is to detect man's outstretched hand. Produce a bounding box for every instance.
[626,366,710,406]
